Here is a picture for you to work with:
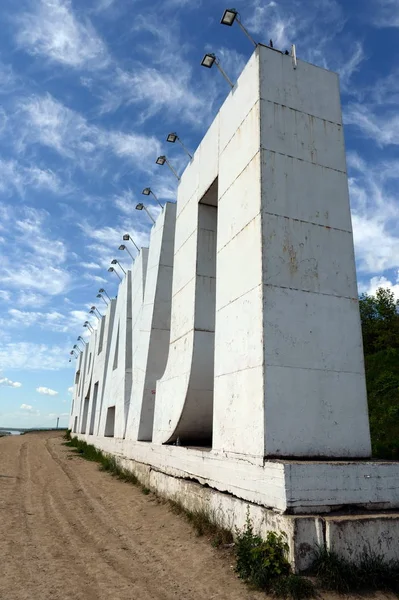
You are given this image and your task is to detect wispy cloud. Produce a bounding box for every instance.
[371,0,399,27]
[0,159,62,197]
[36,386,58,396]
[21,403,39,415]
[0,342,69,370]
[15,0,109,69]
[17,93,161,171]
[0,377,22,388]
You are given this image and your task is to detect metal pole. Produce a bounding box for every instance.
[124,245,135,261]
[98,295,108,306]
[143,205,156,224]
[150,190,164,208]
[101,289,111,301]
[56,417,59,429]
[236,17,257,47]
[177,138,193,160]
[116,261,126,275]
[165,158,181,181]
[215,60,234,88]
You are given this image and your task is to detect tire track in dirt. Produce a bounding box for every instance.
[0,432,263,600]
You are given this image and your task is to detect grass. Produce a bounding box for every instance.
[311,546,399,594]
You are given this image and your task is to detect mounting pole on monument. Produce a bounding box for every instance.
[135,203,156,224]
[118,244,135,262]
[96,293,108,306]
[84,321,94,333]
[220,8,257,47]
[200,53,234,89]
[98,288,111,301]
[156,156,180,181]
[122,234,140,253]
[166,133,193,160]
[90,306,102,319]
[142,187,164,208]
[110,259,126,275]
[108,266,122,282]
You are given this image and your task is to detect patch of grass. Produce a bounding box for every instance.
[235,511,315,599]
[141,486,151,495]
[311,546,399,594]
[64,429,72,441]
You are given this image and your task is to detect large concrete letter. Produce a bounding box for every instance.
[126,203,176,441]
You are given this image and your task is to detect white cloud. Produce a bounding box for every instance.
[20,404,40,416]
[348,152,399,274]
[363,273,399,301]
[0,342,70,370]
[0,159,62,197]
[0,377,22,388]
[81,262,101,270]
[15,0,109,69]
[17,93,161,170]
[36,386,58,396]
[67,386,74,394]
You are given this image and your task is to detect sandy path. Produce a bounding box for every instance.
[0,431,264,600]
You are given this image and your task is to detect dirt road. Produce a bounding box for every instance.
[0,431,263,600]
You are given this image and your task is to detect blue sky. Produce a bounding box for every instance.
[0,0,398,428]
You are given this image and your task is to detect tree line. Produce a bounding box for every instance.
[359,288,399,458]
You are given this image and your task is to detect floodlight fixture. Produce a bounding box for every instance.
[73,344,81,354]
[200,53,234,88]
[201,53,216,68]
[89,309,101,322]
[111,259,126,274]
[122,233,140,252]
[90,305,102,318]
[220,9,257,46]
[119,244,135,261]
[96,292,108,306]
[98,288,111,301]
[84,321,95,332]
[76,338,85,350]
[142,187,163,208]
[135,203,156,224]
[155,155,180,181]
[166,132,193,159]
[108,266,122,281]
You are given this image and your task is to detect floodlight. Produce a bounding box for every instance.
[156,155,180,180]
[200,53,234,88]
[141,187,163,207]
[98,288,111,301]
[220,8,257,47]
[111,259,126,274]
[119,244,135,261]
[96,293,108,306]
[201,53,216,68]
[122,234,140,252]
[221,8,238,26]
[108,266,122,281]
[166,132,192,159]
[166,132,178,143]
[135,203,155,224]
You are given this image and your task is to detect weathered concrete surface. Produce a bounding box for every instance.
[126,203,176,441]
[78,434,399,516]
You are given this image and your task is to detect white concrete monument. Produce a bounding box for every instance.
[70,45,399,570]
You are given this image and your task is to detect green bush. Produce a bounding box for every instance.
[235,511,314,598]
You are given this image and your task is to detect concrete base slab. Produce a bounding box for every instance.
[75,434,399,572]
[77,434,399,515]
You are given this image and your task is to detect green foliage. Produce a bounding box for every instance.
[235,511,314,598]
[311,546,399,594]
[64,429,72,441]
[359,287,399,458]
